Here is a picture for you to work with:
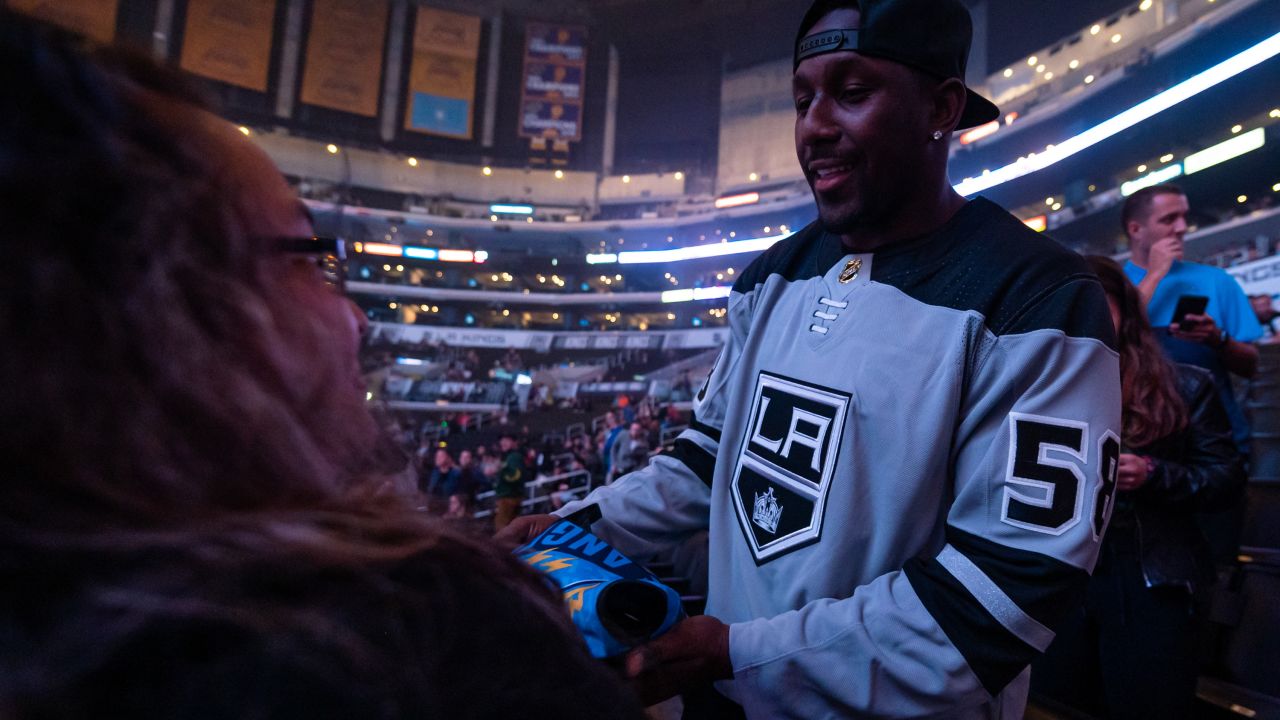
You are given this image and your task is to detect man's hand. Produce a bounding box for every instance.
[624,615,732,706]
[1148,236,1183,277]
[1170,313,1220,345]
[1117,453,1150,492]
[494,513,558,547]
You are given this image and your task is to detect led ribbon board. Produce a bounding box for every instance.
[954,31,1280,196]
[1183,128,1266,175]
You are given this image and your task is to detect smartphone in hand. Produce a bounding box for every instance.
[1170,294,1208,326]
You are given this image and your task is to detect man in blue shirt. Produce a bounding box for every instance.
[1122,184,1262,453]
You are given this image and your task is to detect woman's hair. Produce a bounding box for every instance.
[0,13,376,530]
[1086,256,1187,446]
[0,16,642,718]
[4,507,645,720]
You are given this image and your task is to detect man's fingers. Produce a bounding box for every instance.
[630,657,706,706]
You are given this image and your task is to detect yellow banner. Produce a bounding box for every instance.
[180,0,277,92]
[10,0,119,43]
[299,0,387,116]
[404,6,481,139]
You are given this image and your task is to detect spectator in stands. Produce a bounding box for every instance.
[414,435,436,484]
[600,411,624,481]
[451,448,484,515]
[1250,293,1279,342]
[549,481,575,511]
[1032,258,1246,718]
[492,433,526,530]
[610,422,651,482]
[425,448,460,502]
[0,17,642,720]
[1122,184,1263,454]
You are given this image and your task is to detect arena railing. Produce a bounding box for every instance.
[472,468,593,519]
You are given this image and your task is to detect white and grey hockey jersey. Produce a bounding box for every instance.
[559,198,1122,718]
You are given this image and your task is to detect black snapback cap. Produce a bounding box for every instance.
[794,0,1000,129]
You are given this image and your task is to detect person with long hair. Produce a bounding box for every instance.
[1031,256,1246,718]
[0,15,643,719]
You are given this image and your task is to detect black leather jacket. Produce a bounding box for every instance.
[1107,363,1247,592]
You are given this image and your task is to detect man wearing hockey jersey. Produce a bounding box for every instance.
[502,0,1121,716]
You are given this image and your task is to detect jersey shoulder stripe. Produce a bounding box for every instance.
[731,199,1114,347]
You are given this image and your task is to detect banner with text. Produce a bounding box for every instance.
[10,0,119,42]
[404,6,481,139]
[300,0,387,116]
[1229,254,1280,301]
[180,0,277,91]
[518,23,587,141]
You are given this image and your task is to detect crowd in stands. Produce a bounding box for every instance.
[402,395,689,529]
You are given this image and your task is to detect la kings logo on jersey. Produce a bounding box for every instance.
[731,372,850,564]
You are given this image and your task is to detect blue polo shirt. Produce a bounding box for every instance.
[1125,260,1263,452]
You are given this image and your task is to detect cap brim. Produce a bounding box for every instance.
[957,89,1000,130]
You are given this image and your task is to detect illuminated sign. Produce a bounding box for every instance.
[489,203,535,215]
[661,286,733,303]
[1183,128,1266,175]
[714,192,761,209]
[404,247,439,260]
[1120,163,1185,196]
[959,120,1000,145]
[357,244,488,263]
[438,249,477,263]
[362,242,404,256]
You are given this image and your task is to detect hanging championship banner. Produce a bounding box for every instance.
[9,0,120,43]
[180,0,277,92]
[519,23,587,141]
[299,0,387,116]
[404,6,481,139]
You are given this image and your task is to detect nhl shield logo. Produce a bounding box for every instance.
[731,372,850,564]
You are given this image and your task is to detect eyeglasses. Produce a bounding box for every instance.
[273,236,347,292]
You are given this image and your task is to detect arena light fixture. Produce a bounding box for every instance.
[1183,128,1265,175]
[1121,163,1185,196]
[489,203,534,215]
[362,242,403,257]
[954,31,1280,197]
[714,192,761,209]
